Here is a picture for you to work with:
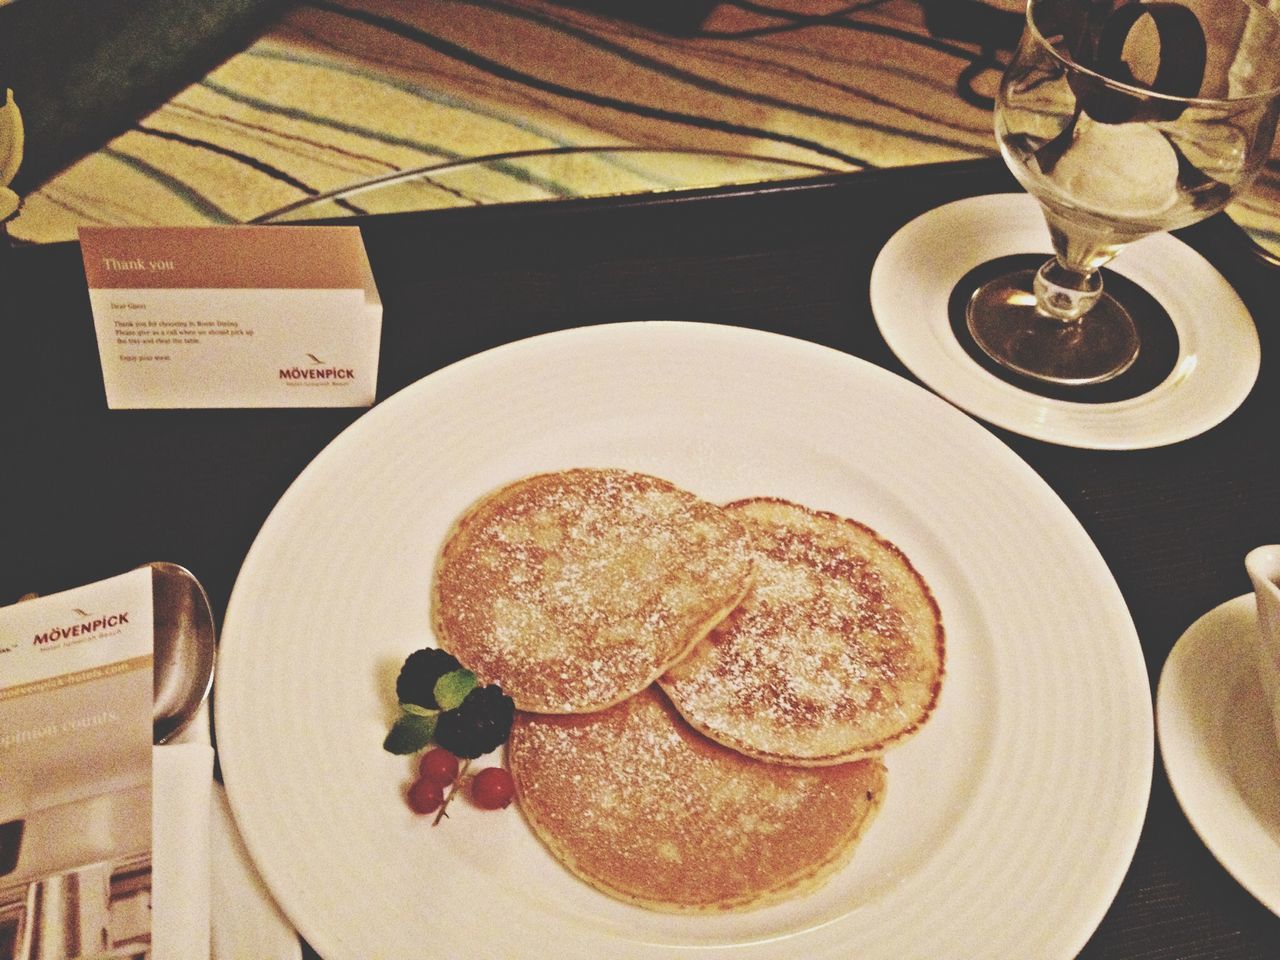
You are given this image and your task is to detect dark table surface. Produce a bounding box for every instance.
[2,157,1278,959]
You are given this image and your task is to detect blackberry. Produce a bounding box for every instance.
[395,648,463,710]
[434,685,515,758]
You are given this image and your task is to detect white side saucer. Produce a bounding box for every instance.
[869,194,1260,449]
[1156,594,1280,916]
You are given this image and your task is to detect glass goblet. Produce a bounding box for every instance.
[966,0,1280,386]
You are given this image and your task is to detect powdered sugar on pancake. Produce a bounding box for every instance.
[432,469,755,713]
[660,498,944,764]
[508,687,886,912]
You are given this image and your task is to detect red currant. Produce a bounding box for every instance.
[470,767,515,810]
[418,747,460,786]
[406,777,445,815]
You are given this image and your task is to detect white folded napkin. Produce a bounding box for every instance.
[172,699,302,960]
[152,742,214,960]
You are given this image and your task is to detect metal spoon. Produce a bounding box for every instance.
[150,561,216,745]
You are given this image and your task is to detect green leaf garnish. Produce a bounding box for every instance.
[383,711,437,755]
[400,701,437,718]
[433,669,477,711]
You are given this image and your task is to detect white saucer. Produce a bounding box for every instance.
[1156,594,1280,915]
[869,193,1260,449]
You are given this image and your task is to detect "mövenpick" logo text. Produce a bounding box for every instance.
[34,612,130,645]
[280,352,354,382]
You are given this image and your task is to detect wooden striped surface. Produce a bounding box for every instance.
[6,0,1277,254]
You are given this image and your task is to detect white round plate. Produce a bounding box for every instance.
[869,193,1260,450]
[1157,595,1280,915]
[215,321,1153,959]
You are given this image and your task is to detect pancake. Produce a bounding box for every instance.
[508,686,886,912]
[431,468,755,713]
[659,498,944,765]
